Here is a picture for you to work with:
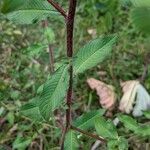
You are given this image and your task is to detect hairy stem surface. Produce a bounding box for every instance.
[60,0,77,149]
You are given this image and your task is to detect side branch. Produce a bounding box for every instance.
[71,126,107,143]
[47,0,67,18]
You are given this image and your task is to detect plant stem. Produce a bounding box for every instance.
[47,0,67,18]
[71,126,107,143]
[66,0,77,137]
[60,0,77,149]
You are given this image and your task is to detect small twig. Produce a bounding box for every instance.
[71,126,106,143]
[47,0,67,18]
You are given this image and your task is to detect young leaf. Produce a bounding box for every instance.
[95,117,118,140]
[64,130,79,150]
[73,35,117,74]
[73,109,105,130]
[118,115,139,131]
[38,65,69,121]
[1,0,58,24]
[20,98,44,122]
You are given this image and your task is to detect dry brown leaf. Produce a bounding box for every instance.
[119,80,139,114]
[87,78,116,110]
[119,80,150,116]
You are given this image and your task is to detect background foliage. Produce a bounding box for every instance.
[0,0,150,149]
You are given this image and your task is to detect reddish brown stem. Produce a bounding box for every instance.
[65,0,77,135]
[66,0,77,57]
[60,0,77,149]
[47,0,67,18]
[71,126,107,143]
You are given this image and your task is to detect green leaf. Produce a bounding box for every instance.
[136,124,150,137]
[73,35,117,74]
[1,0,58,24]
[23,44,46,57]
[143,110,150,119]
[38,65,69,120]
[107,137,128,150]
[6,112,15,125]
[120,0,132,6]
[105,12,113,30]
[64,130,79,150]
[95,117,118,140]
[44,27,55,44]
[118,115,139,132]
[73,109,105,130]
[1,0,24,13]
[13,136,31,150]
[118,137,128,150]
[107,139,119,150]
[20,98,44,122]
[130,0,150,7]
[131,7,150,34]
